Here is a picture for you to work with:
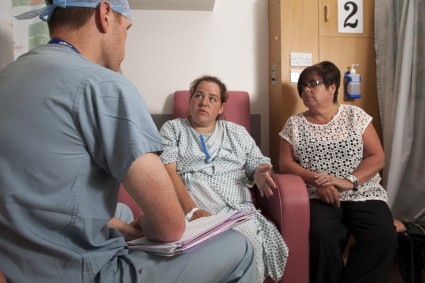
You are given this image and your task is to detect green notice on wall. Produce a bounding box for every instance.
[28,21,49,50]
[12,0,49,58]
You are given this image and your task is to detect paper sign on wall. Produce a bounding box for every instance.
[338,0,363,33]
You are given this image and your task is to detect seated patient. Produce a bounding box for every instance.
[159,75,289,283]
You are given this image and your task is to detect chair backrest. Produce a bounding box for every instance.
[173,90,252,134]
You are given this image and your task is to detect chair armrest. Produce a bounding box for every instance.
[255,173,310,283]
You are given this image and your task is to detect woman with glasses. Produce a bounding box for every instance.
[279,61,397,283]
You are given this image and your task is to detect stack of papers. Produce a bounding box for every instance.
[127,209,258,256]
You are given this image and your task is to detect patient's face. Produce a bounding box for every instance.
[189,81,224,133]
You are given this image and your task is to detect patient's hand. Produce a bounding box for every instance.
[189,209,211,221]
[254,163,277,198]
[107,217,144,242]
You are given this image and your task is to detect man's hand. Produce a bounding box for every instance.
[107,217,144,242]
[254,163,277,198]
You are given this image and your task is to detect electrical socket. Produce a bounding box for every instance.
[290,52,312,67]
[290,69,303,83]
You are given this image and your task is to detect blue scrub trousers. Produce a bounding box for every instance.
[98,230,256,283]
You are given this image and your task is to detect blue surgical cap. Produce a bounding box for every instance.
[15,0,131,22]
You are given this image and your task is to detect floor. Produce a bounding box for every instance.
[387,259,405,283]
[343,235,408,283]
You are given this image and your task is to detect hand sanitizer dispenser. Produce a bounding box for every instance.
[344,64,361,99]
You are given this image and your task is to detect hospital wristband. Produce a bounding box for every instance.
[185,207,199,221]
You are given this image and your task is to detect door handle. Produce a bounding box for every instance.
[324,5,329,22]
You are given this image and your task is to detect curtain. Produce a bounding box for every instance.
[375,0,425,219]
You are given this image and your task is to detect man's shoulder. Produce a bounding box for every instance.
[35,45,133,88]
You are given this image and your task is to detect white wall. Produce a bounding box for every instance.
[0,1,13,70]
[122,0,270,154]
[0,0,270,153]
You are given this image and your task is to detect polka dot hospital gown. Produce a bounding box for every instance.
[160,119,288,283]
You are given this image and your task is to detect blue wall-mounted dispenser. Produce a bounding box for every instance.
[344,64,361,99]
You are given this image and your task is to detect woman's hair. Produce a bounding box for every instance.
[297,61,341,103]
[189,75,228,104]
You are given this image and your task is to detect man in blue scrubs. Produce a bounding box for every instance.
[0,1,255,282]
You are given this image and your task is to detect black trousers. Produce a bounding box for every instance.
[309,199,398,283]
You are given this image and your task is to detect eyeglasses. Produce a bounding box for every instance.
[298,80,323,94]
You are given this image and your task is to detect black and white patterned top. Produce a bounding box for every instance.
[280,104,388,202]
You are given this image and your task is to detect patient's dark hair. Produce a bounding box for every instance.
[189,75,228,104]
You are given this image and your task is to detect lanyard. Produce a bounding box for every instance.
[200,134,213,163]
[48,38,80,54]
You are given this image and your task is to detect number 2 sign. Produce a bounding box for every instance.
[338,0,363,33]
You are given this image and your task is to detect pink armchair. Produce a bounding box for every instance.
[118,90,310,283]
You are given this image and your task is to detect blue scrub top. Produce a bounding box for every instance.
[0,44,162,282]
